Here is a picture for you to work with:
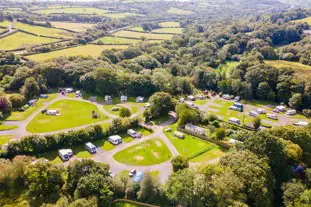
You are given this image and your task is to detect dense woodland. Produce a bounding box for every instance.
[1,0,311,206]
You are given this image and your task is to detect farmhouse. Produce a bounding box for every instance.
[185,123,206,135]
[46,109,60,116]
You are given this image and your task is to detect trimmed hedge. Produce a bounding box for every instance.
[187,145,217,160]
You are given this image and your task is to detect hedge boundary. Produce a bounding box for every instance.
[112,199,160,207]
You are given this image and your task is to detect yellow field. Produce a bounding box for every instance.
[114,30,174,40]
[167,7,193,15]
[152,27,183,34]
[0,32,58,50]
[94,36,141,44]
[13,22,73,39]
[51,22,94,32]
[294,16,311,24]
[102,12,144,19]
[35,7,109,15]
[26,44,127,62]
[0,21,12,28]
[159,21,180,28]
[265,60,311,78]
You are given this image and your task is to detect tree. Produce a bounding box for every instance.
[145,92,175,119]
[137,171,160,203]
[282,180,306,207]
[0,96,12,113]
[289,93,303,110]
[253,117,261,130]
[9,94,25,108]
[215,128,226,140]
[171,156,189,172]
[119,107,131,118]
[20,77,40,98]
[257,82,272,100]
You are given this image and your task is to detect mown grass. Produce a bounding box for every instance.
[27,44,127,62]
[190,147,228,163]
[159,21,180,28]
[113,30,174,40]
[167,7,193,15]
[0,21,12,27]
[94,139,116,151]
[26,99,108,133]
[0,135,13,146]
[51,22,94,32]
[113,138,172,166]
[6,93,57,121]
[163,123,217,157]
[0,32,58,50]
[13,22,73,39]
[265,60,311,79]
[152,27,183,34]
[93,36,141,45]
[0,125,18,131]
[129,27,144,32]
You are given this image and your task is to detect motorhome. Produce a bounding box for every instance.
[276,105,286,112]
[256,108,266,114]
[222,94,231,100]
[109,135,122,145]
[173,131,185,139]
[294,121,309,127]
[127,129,142,138]
[136,96,144,103]
[120,95,127,102]
[229,106,240,111]
[65,88,74,93]
[267,113,278,120]
[228,117,241,125]
[58,149,73,161]
[187,95,195,101]
[85,142,97,154]
[286,109,296,116]
[233,102,244,112]
[46,109,60,116]
[249,111,258,117]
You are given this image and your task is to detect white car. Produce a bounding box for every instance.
[229,106,240,111]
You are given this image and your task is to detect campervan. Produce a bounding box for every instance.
[256,108,266,114]
[249,111,258,117]
[276,105,286,112]
[173,131,185,139]
[136,96,144,103]
[109,135,122,145]
[294,121,308,127]
[228,117,241,125]
[127,129,142,138]
[229,106,240,111]
[58,149,73,161]
[222,94,231,100]
[267,113,278,120]
[65,88,74,93]
[233,102,244,112]
[85,142,97,154]
[286,110,296,116]
[46,109,60,116]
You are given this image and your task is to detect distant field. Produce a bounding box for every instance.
[93,36,141,45]
[265,60,311,78]
[167,7,193,15]
[152,27,183,34]
[129,27,144,32]
[51,22,94,32]
[27,44,127,62]
[0,21,12,28]
[13,22,73,39]
[0,28,6,32]
[159,21,180,28]
[114,30,174,40]
[0,32,57,50]
[294,16,311,24]
[102,12,143,19]
[35,7,109,15]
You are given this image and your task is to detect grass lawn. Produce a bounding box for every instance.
[113,30,174,40]
[51,22,94,32]
[0,125,18,131]
[190,147,228,163]
[13,22,73,39]
[194,99,209,105]
[103,104,122,116]
[0,135,13,146]
[113,138,172,166]
[152,27,183,34]
[0,32,58,50]
[130,105,139,114]
[150,115,170,125]
[216,62,239,78]
[129,27,144,32]
[26,44,127,62]
[26,99,108,133]
[72,145,93,158]
[93,36,141,45]
[167,7,193,15]
[6,93,57,121]
[93,139,116,151]
[163,123,217,157]
[265,60,311,79]
[37,150,62,164]
[159,21,180,28]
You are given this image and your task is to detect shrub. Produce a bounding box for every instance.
[171,156,189,172]
[0,96,12,113]
[206,114,218,122]
[119,107,131,118]
[303,109,311,118]
[9,94,25,108]
[211,120,220,128]
[214,128,226,140]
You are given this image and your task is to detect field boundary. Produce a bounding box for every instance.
[115,35,167,41]
[112,199,160,207]
[22,43,83,57]
[0,29,18,40]
[124,28,180,35]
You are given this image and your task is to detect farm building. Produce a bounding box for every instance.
[185,123,206,135]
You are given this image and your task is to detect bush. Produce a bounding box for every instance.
[211,120,220,128]
[9,94,25,108]
[0,96,12,113]
[171,156,189,172]
[214,128,226,140]
[303,109,311,118]
[119,107,131,118]
[206,114,218,122]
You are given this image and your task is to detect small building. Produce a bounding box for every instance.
[46,109,60,116]
[294,121,309,127]
[228,117,240,125]
[136,96,144,103]
[85,142,97,154]
[40,94,48,99]
[65,88,74,93]
[105,95,112,102]
[120,95,127,102]
[276,105,286,112]
[109,135,122,145]
[286,109,296,116]
[185,123,206,135]
[58,149,73,161]
[187,95,195,101]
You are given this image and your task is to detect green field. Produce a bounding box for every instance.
[0,125,18,131]
[167,7,193,15]
[0,32,58,51]
[35,7,109,15]
[0,21,12,28]
[265,60,311,79]
[0,135,13,146]
[6,94,57,121]
[94,36,141,45]
[102,12,143,19]
[129,27,144,32]
[159,21,180,28]
[152,27,183,34]
[113,138,172,166]
[114,30,174,40]
[26,99,108,133]
[94,139,116,151]
[216,61,239,78]
[190,147,228,163]
[13,22,73,39]
[163,123,217,157]
[51,22,94,32]
[294,16,311,24]
[26,44,127,62]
